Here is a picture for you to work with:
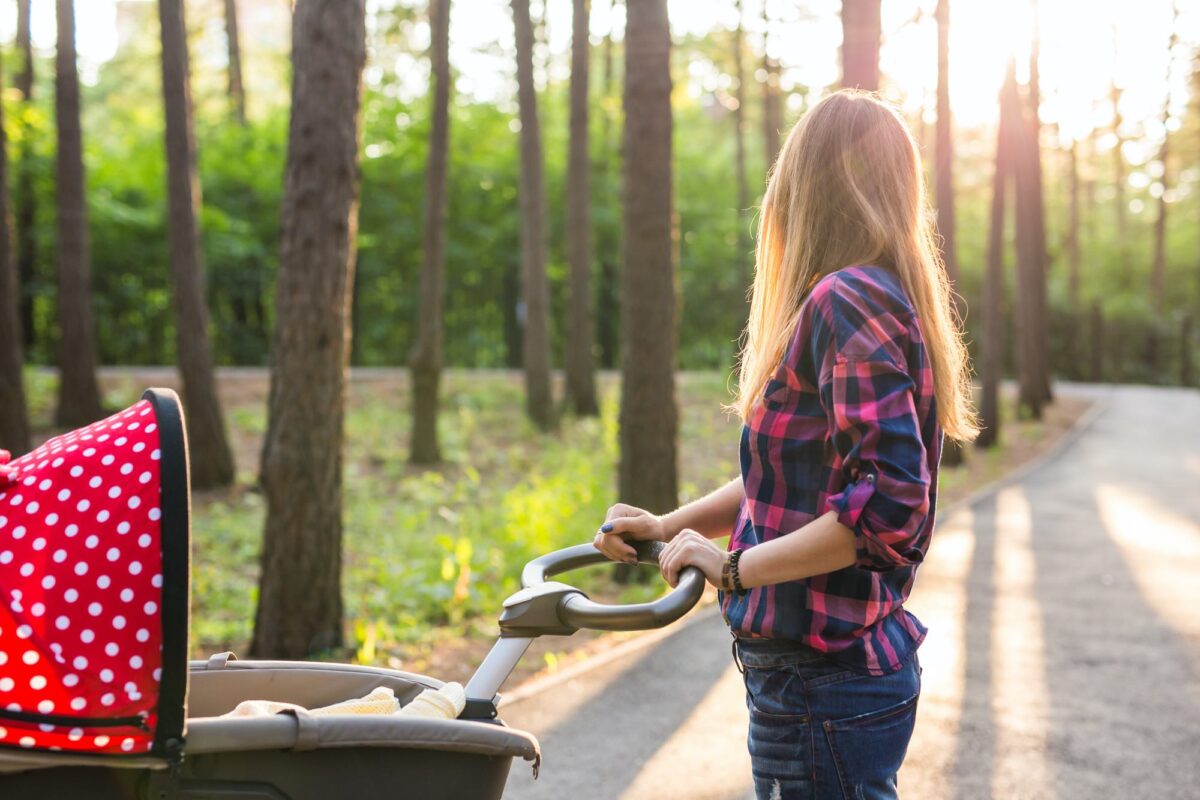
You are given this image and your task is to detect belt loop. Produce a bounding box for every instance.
[731,631,745,675]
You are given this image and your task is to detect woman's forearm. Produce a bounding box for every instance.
[736,510,857,588]
[661,477,744,540]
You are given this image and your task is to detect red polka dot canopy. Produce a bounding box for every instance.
[0,390,188,759]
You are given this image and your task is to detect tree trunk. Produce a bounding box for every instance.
[761,0,781,168]
[512,0,555,429]
[840,0,881,92]
[251,0,366,660]
[1026,4,1052,404]
[1067,141,1080,312]
[1181,315,1194,388]
[53,0,104,427]
[596,1,620,370]
[224,0,247,125]
[1109,36,1126,243]
[1066,140,1081,374]
[565,0,599,416]
[159,0,236,489]
[1089,301,1104,382]
[934,0,963,466]
[1005,61,1042,419]
[619,0,677,516]
[934,0,958,291]
[978,70,1012,450]
[733,0,750,331]
[410,0,451,464]
[1150,7,1178,317]
[0,53,32,456]
[15,0,36,352]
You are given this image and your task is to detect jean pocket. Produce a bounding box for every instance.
[822,692,919,800]
[743,665,810,722]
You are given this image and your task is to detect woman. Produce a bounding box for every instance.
[594,91,977,799]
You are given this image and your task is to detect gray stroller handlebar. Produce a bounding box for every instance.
[463,540,707,716]
[521,540,705,632]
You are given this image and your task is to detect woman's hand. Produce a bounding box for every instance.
[593,503,670,564]
[659,529,727,589]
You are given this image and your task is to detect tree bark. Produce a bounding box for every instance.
[1150,6,1178,316]
[565,0,599,416]
[1066,140,1081,374]
[15,0,36,352]
[761,0,782,168]
[840,0,881,92]
[1109,27,1126,244]
[410,0,452,463]
[1026,3,1052,404]
[0,52,32,455]
[733,0,750,327]
[978,71,1012,450]
[934,0,964,466]
[159,0,236,489]
[251,0,366,660]
[619,0,677,516]
[224,0,247,125]
[596,0,620,370]
[53,0,104,427]
[512,0,555,429]
[1006,60,1043,419]
[934,0,958,291]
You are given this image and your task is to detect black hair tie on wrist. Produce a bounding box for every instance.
[730,548,747,595]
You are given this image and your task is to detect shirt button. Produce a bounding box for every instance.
[865,474,875,483]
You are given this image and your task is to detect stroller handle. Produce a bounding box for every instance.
[520,540,705,632]
[463,540,706,717]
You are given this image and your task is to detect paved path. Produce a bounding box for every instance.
[499,384,1200,799]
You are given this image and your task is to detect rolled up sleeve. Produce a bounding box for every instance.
[820,356,932,572]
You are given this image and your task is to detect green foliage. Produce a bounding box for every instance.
[6,5,1197,387]
[188,373,740,657]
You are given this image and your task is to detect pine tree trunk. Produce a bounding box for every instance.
[565,0,599,416]
[596,2,620,371]
[761,0,781,168]
[1027,9,1052,404]
[251,0,366,660]
[53,0,104,427]
[512,0,555,429]
[1150,9,1177,318]
[159,0,236,490]
[934,0,963,466]
[1005,61,1043,419]
[840,0,881,92]
[934,0,958,290]
[1067,141,1081,375]
[15,0,36,352]
[0,53,32,456]
[224,0,247,125]
[410,0,451,464]
[733,0,750,335]
[978,72,1011,450]
[619,0,677,516]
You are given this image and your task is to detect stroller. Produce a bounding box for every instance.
[0,388,703,799]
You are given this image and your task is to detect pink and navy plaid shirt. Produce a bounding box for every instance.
[721,264,940,675]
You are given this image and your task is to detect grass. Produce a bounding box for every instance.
[22,367,1087,676]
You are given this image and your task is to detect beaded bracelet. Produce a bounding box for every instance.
[729,548,746,595]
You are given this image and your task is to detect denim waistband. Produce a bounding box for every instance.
[732,635,834,670]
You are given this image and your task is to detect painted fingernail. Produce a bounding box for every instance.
[600,522,613,533]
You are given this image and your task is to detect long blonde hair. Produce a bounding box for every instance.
[734,90,978,442]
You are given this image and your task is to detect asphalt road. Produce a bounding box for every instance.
[499,384,1200,799]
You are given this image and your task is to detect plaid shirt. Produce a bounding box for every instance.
[721,265,940,675]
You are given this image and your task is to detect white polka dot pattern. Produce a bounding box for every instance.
[0,400,165,754]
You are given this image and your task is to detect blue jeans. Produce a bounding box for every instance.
[735,636,921,800]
